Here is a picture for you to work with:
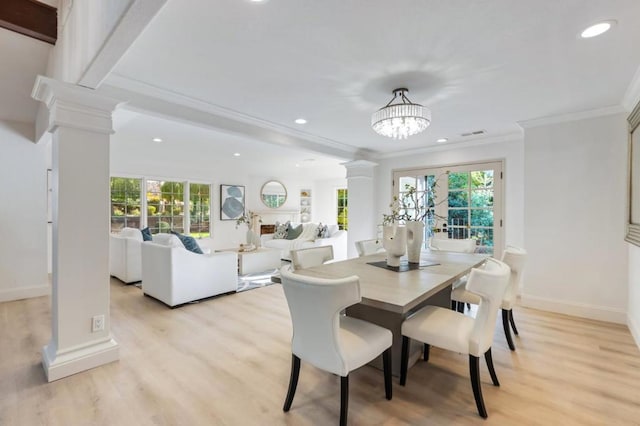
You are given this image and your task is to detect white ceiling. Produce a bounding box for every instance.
[3,0,640,178]
[107,0,640,157]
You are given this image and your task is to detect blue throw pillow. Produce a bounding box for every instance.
[170,230,204,254]
[140,227,153,241]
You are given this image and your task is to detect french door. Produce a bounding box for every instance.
[392,161,503,256]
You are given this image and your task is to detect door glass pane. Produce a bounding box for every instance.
[399,176,416,191]
[448,226,469,239]
[448,172,469,190]
[471,209,494,227]
[471,189,494,207]
[471,170,494,188]
[448,190,468,208]
[471,228,494,253]
[448,209,468,226]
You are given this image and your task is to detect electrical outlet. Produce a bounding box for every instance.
[91,315,105,332]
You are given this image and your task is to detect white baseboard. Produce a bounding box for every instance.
[0,283,50,302]
[628,315,640,351]
[520,294,627,324]
[42,336,120,382]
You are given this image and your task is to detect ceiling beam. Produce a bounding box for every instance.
[0,0,57,44]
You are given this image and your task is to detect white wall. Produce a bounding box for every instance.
[315,178,348,225]
[374,138,525,250]
[0,120,49,301]
[523,113,629,323]
[629,244,640,347]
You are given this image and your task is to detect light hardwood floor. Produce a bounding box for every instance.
[1,278,639,425]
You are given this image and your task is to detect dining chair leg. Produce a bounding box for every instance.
[400,336,409,386]
[383,348,392,400]
[502,309,516,351]
[423,343,430,362]
[340,375,349,426]
[484,348,500,386]
[509,309,519,335]
[469,355,488,418]
[283,354,301,412]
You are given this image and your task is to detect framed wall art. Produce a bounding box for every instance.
[626,99,640,246]
[220,184,245,220]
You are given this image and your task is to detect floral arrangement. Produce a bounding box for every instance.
[235,210,262,229]
[382,172,448,227]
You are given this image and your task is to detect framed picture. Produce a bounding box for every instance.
[220,184,245,220]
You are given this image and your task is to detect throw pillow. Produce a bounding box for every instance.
[273,221,289,239]
[316,222,324,238]
[318,224,329,238]
[170,230,204,254]
[140,227,153,241]
[286,223,303,240]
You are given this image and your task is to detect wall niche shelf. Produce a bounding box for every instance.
[300,189,311,223]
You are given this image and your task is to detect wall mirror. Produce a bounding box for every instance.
[626,99,640,246]
[261,180,287,209]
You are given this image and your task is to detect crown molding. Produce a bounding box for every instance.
[623,65,640,112]
[104,73,358,156]
[373,131,523,160]
[518,105,626,129]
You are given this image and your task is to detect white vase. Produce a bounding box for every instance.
[405,220,425,263]
[383,224,407,267]
[246,229,261,248]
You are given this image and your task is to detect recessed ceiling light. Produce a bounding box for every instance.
[436,138,448,143]
[295,164,300,168]
[233,153,241,157]
[580,20,616,38]
[152,137,162,143]
[295,118,307,124]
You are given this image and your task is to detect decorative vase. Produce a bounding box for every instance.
[405,220,425,263]
[383,224,407,267]
[246,229,261,248]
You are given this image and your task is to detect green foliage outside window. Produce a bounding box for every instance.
[337,188,348,230]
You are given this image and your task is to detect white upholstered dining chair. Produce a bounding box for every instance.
[355,238,385,257]
[451,246,527,350]
[280,265,393,426]
[400,258,510,419]
[290,245,333,269]
[428,237,477,310]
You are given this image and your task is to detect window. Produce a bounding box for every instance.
[189,183,211,238]
[110,177,142,232]
[110,176,211,236]
[146,180,185,234]
[337,188,348,230]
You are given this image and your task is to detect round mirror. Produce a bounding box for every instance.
[261,180,287,208]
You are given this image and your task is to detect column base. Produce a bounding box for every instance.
[42,336,119,382]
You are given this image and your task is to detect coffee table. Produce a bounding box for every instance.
[217,247,281,275]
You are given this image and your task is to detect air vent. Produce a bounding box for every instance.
[460,130,486,137]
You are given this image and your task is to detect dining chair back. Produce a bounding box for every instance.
[429,237,476,253]
[355,239,385,257]
[280,265,393,425]
[291,245,333,269]
[400,257,510,418]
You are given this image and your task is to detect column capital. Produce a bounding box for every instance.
[32,75,124,135]
[342,160,378,179]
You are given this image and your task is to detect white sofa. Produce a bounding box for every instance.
[109,227,143,283]
[141,233,238,307]
[261,223,347,261]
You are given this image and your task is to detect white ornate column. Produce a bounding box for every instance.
[32,76,121,381]
[343,160,378,258]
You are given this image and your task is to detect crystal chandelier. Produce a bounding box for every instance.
[371,88,431,139]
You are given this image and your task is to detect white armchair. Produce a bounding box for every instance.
[109,227,143,284]
[141,234,238,307]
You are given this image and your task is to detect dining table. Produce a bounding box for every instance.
[293,250,489,376]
